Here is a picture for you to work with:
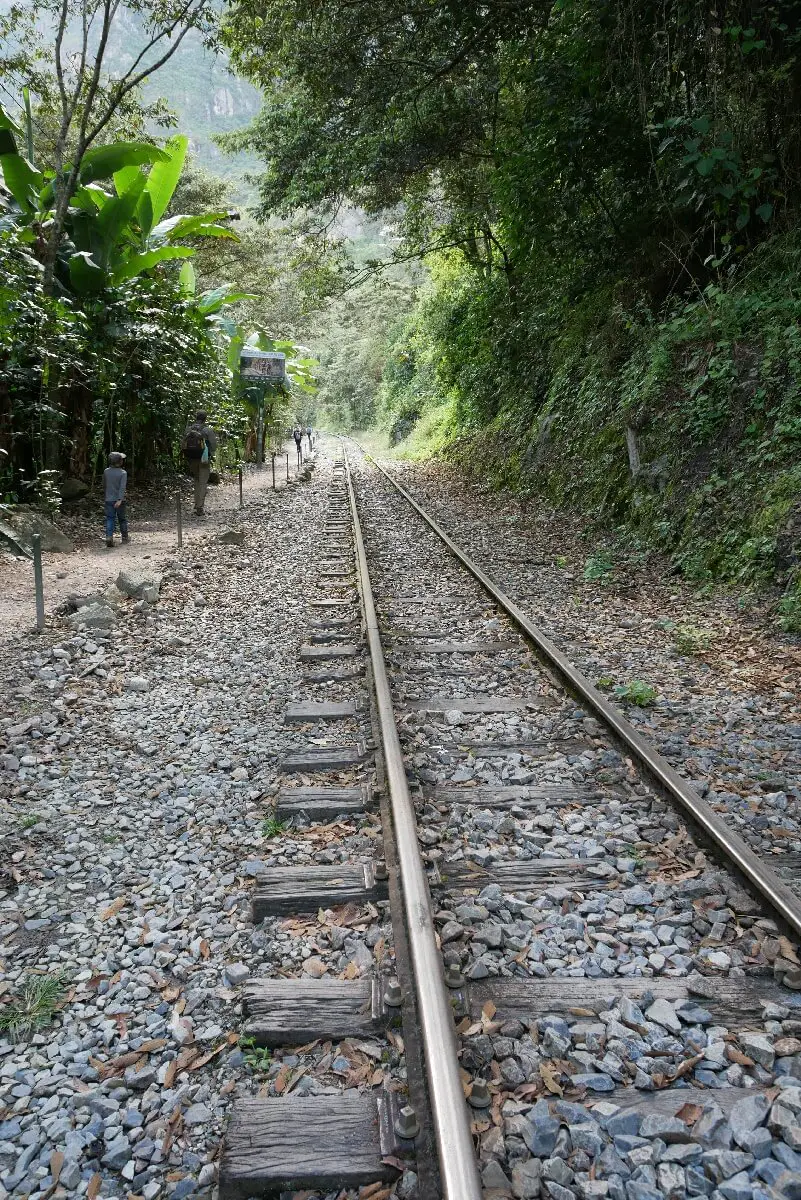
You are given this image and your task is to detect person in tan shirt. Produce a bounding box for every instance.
[182,411,218,516]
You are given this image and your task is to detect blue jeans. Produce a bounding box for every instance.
[105,501,128,539]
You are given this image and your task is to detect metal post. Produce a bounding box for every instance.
[271,453,276,490]
[286,453,289,481]
[32,533,44,632]
[238,466,243,509]
[176,492,183,548]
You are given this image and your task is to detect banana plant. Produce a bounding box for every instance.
[0,108,239,294]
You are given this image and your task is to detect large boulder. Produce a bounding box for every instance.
[0,506,73,554]
[59,478,90,503]
[116,568,162,601]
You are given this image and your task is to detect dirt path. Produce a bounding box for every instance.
[0,449,303,644]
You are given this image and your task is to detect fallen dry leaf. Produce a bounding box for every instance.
[539,1062,563,1096]
[675,1102,703,1124]
[779,936,800,965]
[50,1151,64,1184]
[100,897,127,921]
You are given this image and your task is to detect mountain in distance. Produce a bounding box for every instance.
[136,34,262,200]
[2,0,262,201]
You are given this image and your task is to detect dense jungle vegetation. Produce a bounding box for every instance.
[0,0,320,507]
[3,0,801,626]
[220,0,801,625]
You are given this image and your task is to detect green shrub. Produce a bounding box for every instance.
[613,680,658,706]
[583,551,614,581]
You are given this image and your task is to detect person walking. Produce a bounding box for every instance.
[293,426,303,466]
[306,424,313,451]
[182,411,218,516]
[103,451,129,549]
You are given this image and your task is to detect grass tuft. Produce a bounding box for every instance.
[0,972,65,1041]
[261,815,287,839]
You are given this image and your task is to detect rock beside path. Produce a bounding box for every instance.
[0,507,73,554]
[116,567,162,601]
[65,601,116,628]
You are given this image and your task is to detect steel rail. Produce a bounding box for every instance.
[357,448,801,940]
[342,450,484,1200]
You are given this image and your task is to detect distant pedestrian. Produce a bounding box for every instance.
[293,426,303,465]
[182,410,218,516]
[306,425,313,451]
[103,452,129,549]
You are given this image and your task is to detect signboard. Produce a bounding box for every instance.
[240,348,286,381]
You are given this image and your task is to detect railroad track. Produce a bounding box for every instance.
[220,443,801,1200]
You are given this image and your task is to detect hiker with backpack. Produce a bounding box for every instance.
[306,425,313,451]
[182,411,218,516]
[292,426,303,466]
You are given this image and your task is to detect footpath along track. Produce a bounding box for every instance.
[221,441,801,1200]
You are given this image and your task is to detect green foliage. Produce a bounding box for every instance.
[18,813,39,829]
[0,972,65,1040]
[219,0,801,608]
[613,680,658,706]
[0,220,233,490]
[673,625,715,654]
[260,815,287,838]
[312,273,418,432]
[583,552,614,582]
[0,126,239,294]
[239,1036,272,1072]
[777,577,801,633]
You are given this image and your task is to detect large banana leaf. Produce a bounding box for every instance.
[40,142,169,205]
[179,260,196,296]
[79,141,170,184]
[69,184,111,212]
[139,134,188,234]
[226,333,244,372]
[96,172,148,266]
[0,102,21,156]
[110,245,193,285]
[149,211,239,245]
[0,153,43,215]
[113,164,141,197]
[69,251,106,295]
[196,285,258,315]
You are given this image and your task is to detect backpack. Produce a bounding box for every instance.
[184,427,207,460]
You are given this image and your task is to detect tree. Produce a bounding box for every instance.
[3,0,216,292]
[1,103,243,481]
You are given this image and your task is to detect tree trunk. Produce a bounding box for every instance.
[0,370,12,461]
[64,380,94,479]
